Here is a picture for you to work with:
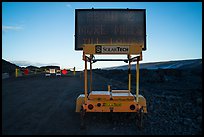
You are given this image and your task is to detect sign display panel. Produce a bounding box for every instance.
[75,9,146,51]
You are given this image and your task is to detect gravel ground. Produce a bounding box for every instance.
[92,69,202,135]
[2,69,202,135]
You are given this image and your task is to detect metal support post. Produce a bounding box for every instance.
[136,56,140,102]
[15,68,18,78]
[83,52,88,104]
[73,67,76,76]
[90,54,93,93]
[128,55,131,93]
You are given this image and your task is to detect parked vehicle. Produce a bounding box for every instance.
[56,69,61,76]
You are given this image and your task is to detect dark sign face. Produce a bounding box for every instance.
[75,9,146,51]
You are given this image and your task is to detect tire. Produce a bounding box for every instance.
[136,107,144,129]
[80,106,86,129]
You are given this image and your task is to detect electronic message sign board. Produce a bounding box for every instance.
[75,9,146,51]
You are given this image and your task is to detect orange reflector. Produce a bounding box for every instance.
[88,104,94,110]
[130,105,135,110]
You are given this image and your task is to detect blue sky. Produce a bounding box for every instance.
[2,2,202,70]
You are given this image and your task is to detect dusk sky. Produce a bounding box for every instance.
[2,2,202,70]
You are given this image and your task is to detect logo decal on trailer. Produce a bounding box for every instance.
[95,45,129,54]
[95,45,102,53]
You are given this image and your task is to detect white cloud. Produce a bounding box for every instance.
[2,25,23,32]
[66,4,72,8]
[10,60,60,68]
[10,61,31,67]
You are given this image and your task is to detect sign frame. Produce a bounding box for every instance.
[75,8,147,51]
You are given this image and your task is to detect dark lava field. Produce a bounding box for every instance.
[2,66,202,135]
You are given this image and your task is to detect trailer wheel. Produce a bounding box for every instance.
[137,107,144,129]
[80,106,86,129]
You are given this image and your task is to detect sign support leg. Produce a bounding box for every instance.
[90,55,93,93]
[84,53,88,104]
[128,55,131,94]
[136,56,140,102]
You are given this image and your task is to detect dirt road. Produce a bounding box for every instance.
[2,72,129,135]
[2,73,82,134]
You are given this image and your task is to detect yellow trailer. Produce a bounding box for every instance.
[74,9,147,129]
[75,44,147,128]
